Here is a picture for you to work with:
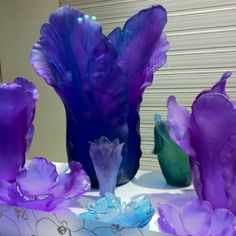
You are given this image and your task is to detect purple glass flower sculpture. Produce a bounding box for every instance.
[89,136,124,197]
[158,198,236,235]
[0,158,90,211]
[157,72,236,235]
[31,5,169,187]
[0,77,38,181]
[167,71,236,213]
[0,78,91,211]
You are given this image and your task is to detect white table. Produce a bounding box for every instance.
[0,163,195,236]
[74,169,195,234]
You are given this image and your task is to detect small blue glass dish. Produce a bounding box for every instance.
[80,193,154,228]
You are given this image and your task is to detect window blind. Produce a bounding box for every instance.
[59,0,236,170]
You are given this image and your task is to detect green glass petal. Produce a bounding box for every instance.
[154,114,191,187]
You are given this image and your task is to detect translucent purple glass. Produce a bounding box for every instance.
[0,77,37,181]
[0,157,91,211]
[167,72,236,213]
[158,198,236,235]
[31,5,169,187]
[0,78,91,211]
[157,72,236,235]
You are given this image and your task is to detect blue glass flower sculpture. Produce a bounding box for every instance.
[0,78,91,211]
[157,72,236,234]
[89,136,124,197]
[80,193,154,228]
[31,5,169,187]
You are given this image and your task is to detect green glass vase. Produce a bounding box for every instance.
[153,114,191,187]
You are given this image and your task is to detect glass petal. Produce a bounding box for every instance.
[0,78,37,181]
[16,157,57,195]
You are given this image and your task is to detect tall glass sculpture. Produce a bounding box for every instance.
[31,5,169,186]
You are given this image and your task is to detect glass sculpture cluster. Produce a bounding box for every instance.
[0,3,235,233]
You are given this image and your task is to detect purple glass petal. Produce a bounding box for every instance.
[14,77,38,153]
[190,161,204,201]
[158,198,236,236]
[108,5,169,102]
[209,208,236,235]
[26,125,34,152]
[16,157,58,195]
[142,32,169,90]
[10,188,57,211]
[181,199,212,235]
[0,180,13,202]
[108,5,169,187]
[31,6,109,108]
[191,93,236,209]
[158,203,187,235]
[14,77,39,101]
[192,71,232,104]
[89,136,124,196]
[221,135,236,214]
[0,78,38,181]
[52,161,91,198]
[210,71,232,95]
[167,96,194,157]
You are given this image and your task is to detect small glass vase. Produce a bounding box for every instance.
[154,114,191,187]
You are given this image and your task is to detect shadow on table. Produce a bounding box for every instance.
[132,171,188,190]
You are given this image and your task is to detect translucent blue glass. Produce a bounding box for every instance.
[80,193,154,228]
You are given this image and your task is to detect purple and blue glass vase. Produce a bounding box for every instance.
[31,5,169,187]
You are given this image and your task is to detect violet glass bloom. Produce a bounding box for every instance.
[158,198,236,236]
[31,5,169,187]
[0,157,91,211]
[89,136,124,197]
[0,77,38,182]
[167,71,236,213]
[80,192,154,228]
